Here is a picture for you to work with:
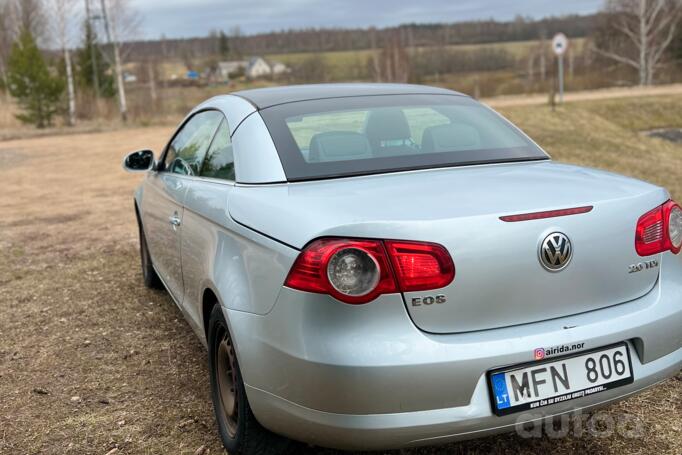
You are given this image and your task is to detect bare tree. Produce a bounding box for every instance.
[84,0,101,99]
[539,40,547,81]
[99,0,140,122]
[51,0,79,126]
[11,0,46,41]
[146,59,158,102]
[371,30,410,83]
[369,27,382,82]
[594,0,682,85]
[527,37,548,84]
[290,53,328,83]
[527,52,535,84]
[228,26,243,59]
[0,0,13,97]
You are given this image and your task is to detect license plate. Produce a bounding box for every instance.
[488,343,634,416]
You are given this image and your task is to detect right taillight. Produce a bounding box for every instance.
[635,200,682,256]
[284,237,455,304]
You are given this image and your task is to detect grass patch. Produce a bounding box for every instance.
[498,95,682,200]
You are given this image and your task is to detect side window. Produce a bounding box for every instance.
[200,120,235,181]
[164,111,223,175]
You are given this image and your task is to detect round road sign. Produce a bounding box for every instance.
[552,33,569,56]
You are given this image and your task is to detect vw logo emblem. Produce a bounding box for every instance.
[539,232,572,271]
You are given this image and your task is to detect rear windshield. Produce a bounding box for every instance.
[259,94,548,181]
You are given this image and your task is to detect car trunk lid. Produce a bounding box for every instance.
[229,161,667,333]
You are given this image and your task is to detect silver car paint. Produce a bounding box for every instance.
[192,94,255,137]
[228,160,667,333]
[228,251,682,410]
[132,91,682,450]
[181,178,297,321]
[230,113,288,184]
[142,172,188,302]
[226,255,682,450]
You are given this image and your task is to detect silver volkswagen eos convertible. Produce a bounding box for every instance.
[123,84,682,453]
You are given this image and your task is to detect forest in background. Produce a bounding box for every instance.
[0,1,681,129]
[124,14,599,60]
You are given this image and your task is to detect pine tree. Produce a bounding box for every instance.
[7,29,65,128]
[77,20,115,97]
[219,31,230,59]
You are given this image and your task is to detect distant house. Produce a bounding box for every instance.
[215,57,290,81]
[217,61,247,81]
[270,61,291,76]
[245,57,272,79]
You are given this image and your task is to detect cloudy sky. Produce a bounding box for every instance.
[129,0,604,39]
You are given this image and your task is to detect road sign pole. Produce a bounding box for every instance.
[551,33,568,106]
[558,55,564,103]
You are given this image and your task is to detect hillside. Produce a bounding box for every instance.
[124,14,597,60]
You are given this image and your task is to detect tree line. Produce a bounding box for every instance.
[0,0,136,128]
[0,0,680,128]
[125,15,598,61]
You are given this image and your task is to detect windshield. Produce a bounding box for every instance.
[259,94,548,181]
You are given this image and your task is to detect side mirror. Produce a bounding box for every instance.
[123,149,156,173]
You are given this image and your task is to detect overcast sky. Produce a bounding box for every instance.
[128,0,604,39]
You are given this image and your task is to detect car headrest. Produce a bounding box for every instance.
[364,108,412,149]
[421,123,481,154]
[308,131,373,162]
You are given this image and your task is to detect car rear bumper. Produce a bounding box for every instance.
[224,253,682,450]
[242,346,680,450]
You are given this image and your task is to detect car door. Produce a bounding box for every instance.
[142,110,224,303]
[180,118,237,331]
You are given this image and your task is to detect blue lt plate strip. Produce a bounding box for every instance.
[491,372,510,409]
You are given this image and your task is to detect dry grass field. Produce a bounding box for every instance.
[0,94,681,454]
[266,38,587,79]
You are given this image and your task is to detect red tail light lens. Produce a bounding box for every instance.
[635,200,682,256]
[499,206,593,222]
[384,241,455,292]
[285,238,455,304]
[284,238,397,304]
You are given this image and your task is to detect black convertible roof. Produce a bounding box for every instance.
[232,83,465,109]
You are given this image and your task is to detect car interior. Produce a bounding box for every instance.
[303,107,483,163]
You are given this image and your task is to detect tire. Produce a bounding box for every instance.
[138,218,162,289]
[207,305,291,455]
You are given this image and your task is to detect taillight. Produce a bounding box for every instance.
[384,241,455,292]
[670,205,682,252]
[635,200,682,256]
[284,238,397,304]
[285,238,455,304]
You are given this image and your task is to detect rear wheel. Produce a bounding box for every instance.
[207,305,291,455]
[138,218,162,289]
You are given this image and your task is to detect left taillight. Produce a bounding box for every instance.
[635,200,682,256]
[284,238,397,304]
[284,238,455,304]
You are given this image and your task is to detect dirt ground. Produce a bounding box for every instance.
[483,83,682,107]
[1,104,681,454]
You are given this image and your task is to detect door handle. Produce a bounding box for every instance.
[169,213,181,228]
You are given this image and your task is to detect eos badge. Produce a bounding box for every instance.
[411,295,447,306]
